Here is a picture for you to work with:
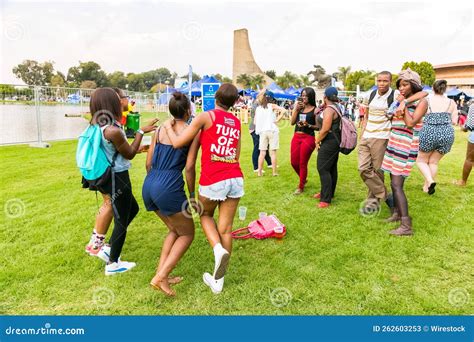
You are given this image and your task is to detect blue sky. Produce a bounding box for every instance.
[1,0,473,84]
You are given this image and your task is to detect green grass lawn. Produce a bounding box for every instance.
[0,121,472,315]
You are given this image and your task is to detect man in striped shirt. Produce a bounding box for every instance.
[359,71,398,214]
[358,71,428,215]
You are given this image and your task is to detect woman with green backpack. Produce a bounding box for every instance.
[81,87,157,275]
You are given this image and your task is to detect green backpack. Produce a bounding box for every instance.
[76,124,118,187]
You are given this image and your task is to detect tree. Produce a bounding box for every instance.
[336,66,351,86]
[67,61,108,87]
[345,70,376,91]
[50,72,66,87]
[142,68,172,90]
[299,75,312,87]
[276,71,299,89]
[12,60,55,86]
[80,80,97,89]
[0,84,16,100]
[181,72,201,83]
[391,74,399,90]
[108,71,128,89]
[265,70,276,79]
[214,73,233,83]
[126,73,146,92]
[236,74,251,88]
[401,61,435,86]
[249,75,265,89]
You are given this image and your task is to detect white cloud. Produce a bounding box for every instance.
[1,0,472,84]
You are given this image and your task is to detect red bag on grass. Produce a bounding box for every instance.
[232,214,286,240]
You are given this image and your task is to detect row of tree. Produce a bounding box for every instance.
[343,62,436,91]
[12,59,436,93]
[12,60,234,92]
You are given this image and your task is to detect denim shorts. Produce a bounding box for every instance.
[199,177,244,201]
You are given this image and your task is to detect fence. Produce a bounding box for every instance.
[0,84,163,146]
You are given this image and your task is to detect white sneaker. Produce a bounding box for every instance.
[213,246,230,280]
[97,245,111,263]
[203,272,224,294]
[105,260,136,276]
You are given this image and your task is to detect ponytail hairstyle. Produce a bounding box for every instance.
[169,92,191,119]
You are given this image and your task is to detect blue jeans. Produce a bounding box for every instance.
[251,131,271,170]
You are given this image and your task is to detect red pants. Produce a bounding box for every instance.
[291,133,316,190]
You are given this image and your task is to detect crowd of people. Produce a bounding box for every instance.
[80,71,473,296]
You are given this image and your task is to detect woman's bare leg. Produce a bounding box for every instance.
[95,194,113,235]
[257,150,266,176]
[416,151,433,192]
[270,150,277,176]
[151,211,195,296]
[428,151,444,182]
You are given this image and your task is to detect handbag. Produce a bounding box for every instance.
[232,214,286,240]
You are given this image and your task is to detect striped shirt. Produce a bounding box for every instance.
[363,89,400,140]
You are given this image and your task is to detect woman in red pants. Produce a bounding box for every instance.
[290,87,320,194]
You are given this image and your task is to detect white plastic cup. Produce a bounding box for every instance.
[239,206,247,221]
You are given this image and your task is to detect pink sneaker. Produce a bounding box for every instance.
[87,241,104,256]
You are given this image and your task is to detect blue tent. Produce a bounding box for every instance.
[285,86,302,96]
[267,82,297,100]
[446,88,472,101]
[178,75,221,97]
[67,92,80,104]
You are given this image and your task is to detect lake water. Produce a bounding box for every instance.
[0,104,89,145]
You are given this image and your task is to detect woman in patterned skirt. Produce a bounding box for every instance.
[381,69,428,236]
[417,80,458,195]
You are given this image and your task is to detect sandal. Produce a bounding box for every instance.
[428,182,436,195]
[150,278,176,297]
[168,276,183,285]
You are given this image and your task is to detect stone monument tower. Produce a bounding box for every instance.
[232,28,274,87]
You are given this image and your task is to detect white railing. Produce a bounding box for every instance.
[0,84,160,146]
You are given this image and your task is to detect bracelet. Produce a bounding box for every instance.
[137,129,144,136]
[190,191,195,198]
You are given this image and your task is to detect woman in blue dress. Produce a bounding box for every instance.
[142,92,200,296]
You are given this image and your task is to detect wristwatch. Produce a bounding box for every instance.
[137,129,144,136]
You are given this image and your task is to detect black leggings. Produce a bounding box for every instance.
[251,131,271,170]
[317,137,340,203]
[390,174,408,217]
[99,170,139,263]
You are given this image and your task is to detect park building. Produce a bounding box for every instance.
[433,61,474,92]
